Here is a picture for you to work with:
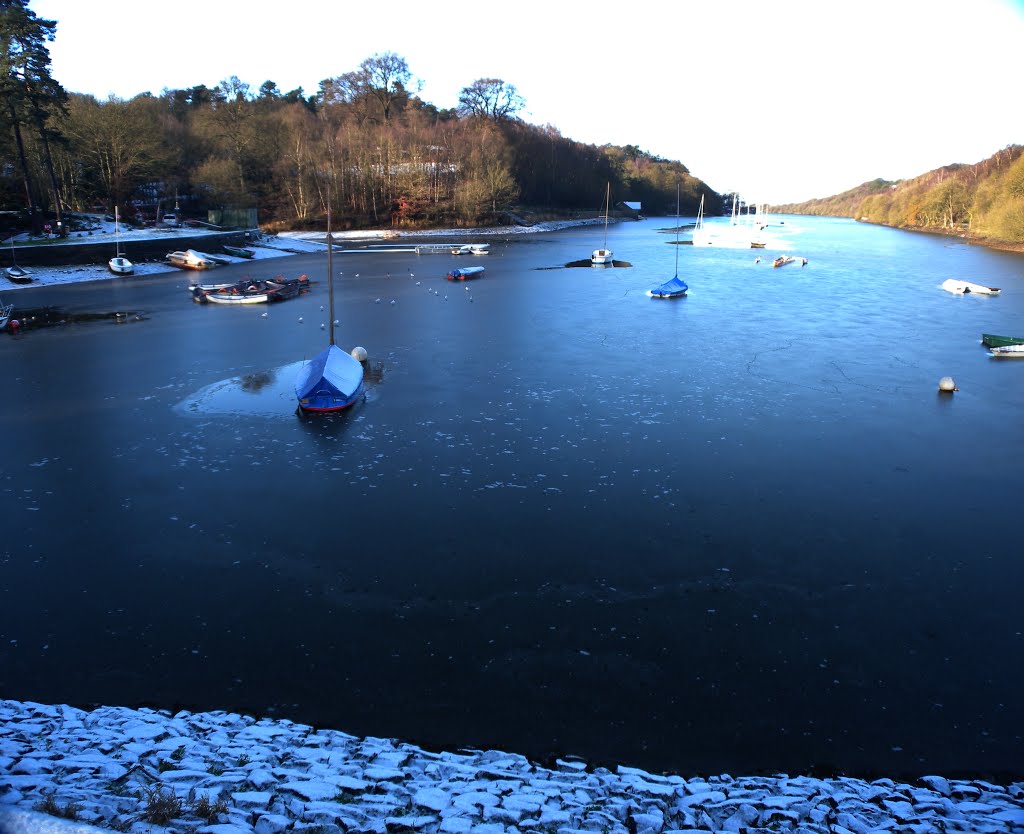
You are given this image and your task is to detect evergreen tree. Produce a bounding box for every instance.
[0,0,66,233]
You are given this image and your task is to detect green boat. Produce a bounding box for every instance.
[981,333,1024,348]
[223,244,255,259]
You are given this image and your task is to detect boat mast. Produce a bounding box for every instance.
[674,183,680,277]
[603,182,610,249]
[327,203,336,347]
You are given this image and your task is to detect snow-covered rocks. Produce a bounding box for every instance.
[1,699,1021,834]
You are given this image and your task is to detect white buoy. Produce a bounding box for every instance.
[298,317,303,323]
[938,376,958,392]
[351,346,368,362]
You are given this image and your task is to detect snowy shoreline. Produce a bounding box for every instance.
[1,219,602,294]
[1,700,1022,834]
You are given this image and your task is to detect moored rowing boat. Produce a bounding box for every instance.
[981,333,1024,348]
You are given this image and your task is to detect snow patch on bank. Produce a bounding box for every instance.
[1,700,1021,834]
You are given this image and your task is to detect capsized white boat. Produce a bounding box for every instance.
[941,278,1000,295]
[988,344,1024,357]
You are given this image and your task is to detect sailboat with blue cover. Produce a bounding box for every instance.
[294,207,364,413]
[647,185,689,299]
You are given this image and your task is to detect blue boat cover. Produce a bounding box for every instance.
[649,275,688,297]
[448,266,485,279]
[295,344,364,407]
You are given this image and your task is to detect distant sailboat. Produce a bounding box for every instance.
[108,206,134,275]
[294,205,365,413]
[691,193,710,247]
[647,184,688,299]
[591,182,614,265]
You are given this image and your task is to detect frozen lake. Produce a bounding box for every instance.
[2,215,1022,779]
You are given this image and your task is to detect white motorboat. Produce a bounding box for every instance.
[167,249,218,270]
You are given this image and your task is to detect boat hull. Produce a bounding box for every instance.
[447,266,485,280]
[646,275,688,299]
[108,257,134,275]
[591,249,614,264]
[295,344,365,412]
[6,267,32,284]
[942,278,1000,295]
[223,246,255,259]
[989,345,1024,357]
[205,291,269,304]
[982,333,1024,348]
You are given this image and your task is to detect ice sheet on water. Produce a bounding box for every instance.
[175,361,310,419]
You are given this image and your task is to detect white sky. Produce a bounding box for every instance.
[29,0,1024,205]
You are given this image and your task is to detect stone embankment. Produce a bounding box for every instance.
[1,700,1022,834]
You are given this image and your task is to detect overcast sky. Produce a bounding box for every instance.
[29,0,1024,204]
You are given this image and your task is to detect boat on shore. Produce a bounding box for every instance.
[981,333,1024,348]
[107,207,134,275]
[167,249,218,270]
[223,244,256,259]
[447,266,485,281]
[5,265,32,284]
[941,278,1001,295]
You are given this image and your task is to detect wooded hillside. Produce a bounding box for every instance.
[772,145,1024,246]
[0,2,721,234]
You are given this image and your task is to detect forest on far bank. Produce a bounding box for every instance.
[0,2,722,236]
[771,145,1024,246]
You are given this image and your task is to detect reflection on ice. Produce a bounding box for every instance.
[176,361,314,418]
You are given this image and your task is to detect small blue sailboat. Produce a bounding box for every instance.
[294,207,364,413]
[647,184,689,299]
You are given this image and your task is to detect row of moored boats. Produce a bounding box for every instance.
[190,274,309,304]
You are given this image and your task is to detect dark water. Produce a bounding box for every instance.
[2,216,1022,780]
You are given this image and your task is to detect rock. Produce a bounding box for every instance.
[414,788,451,812]
[254,813,292,834]
[919,775,950,796]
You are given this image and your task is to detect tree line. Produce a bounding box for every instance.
[0,1,721,236]
[772,145,1024,245]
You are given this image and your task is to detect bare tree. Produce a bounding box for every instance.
[458,78,525,121]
